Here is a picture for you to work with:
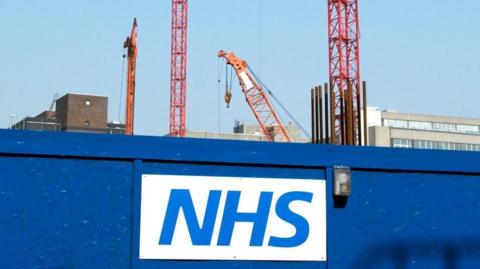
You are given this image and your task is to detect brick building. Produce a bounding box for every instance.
[13,93,125,134]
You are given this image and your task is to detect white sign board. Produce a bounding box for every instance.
[139,174,327,261]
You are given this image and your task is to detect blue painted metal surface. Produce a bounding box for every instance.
[0,129,479,268]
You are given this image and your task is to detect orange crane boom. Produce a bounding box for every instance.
[218,50,292,142]
[124,18,138,135]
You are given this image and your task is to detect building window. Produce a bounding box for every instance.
[410,139,480,152]
[392,138,412,148]
[386,119,480,135]
[456,124,480,134]
[387,120,408,129]
[85,100,91,106]
[432,122,456,132]
[408,121,433,130]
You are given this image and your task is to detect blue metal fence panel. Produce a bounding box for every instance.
[328,170,480,269]
[0,130,479,268]
[0,156,133,268]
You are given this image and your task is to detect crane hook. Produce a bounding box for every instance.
[224,62,233,108]
[224,89,232,108]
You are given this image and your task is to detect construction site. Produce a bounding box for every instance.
[1,1,480,268]
[11,1,368,146]
[6,1,480,151]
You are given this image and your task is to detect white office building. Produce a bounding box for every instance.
[367,107,480,151]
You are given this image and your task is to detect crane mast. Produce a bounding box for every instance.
[218,50,292,143]
[169,0,188,137]
[124,18,138,135]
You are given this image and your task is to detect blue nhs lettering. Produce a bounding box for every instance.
[159,189,313,247]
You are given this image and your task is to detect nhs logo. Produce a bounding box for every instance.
[139,175,326,261]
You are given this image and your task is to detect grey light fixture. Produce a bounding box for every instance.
[334,166,352,197]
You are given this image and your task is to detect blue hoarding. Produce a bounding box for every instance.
[0,130,479,268]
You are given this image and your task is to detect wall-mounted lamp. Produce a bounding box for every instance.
[334,166,352,197]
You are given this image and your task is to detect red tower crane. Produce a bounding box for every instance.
[218,50,292,142]
[124,18,138,135]
[169,0,188,137]
[328,0,362,145]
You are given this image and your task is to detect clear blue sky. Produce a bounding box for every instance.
[1,0,479,135]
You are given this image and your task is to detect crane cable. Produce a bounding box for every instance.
[118,48,127,122]
[217,57,222,134]
[248,67,311,139]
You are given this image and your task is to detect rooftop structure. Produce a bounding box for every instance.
[12,111,61,132]
[186,121,308,143]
